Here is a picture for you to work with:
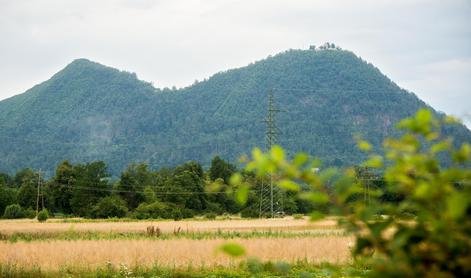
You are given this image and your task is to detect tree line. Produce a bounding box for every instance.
[0,156,317,219]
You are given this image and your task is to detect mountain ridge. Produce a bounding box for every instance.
[1,46,470,176]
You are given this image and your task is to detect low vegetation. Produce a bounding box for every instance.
[37,209,49,222]
[0,218,352,277]
[0,261,369,278]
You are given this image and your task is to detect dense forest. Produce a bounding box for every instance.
[1,44,470,176]
[0,156,320,219]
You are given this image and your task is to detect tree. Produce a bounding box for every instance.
[209,156,237,184]
[17,172,37,210]
[143,186,156,203]
[47,160,76,214]
[0,172,12,187]
[13,168,34,188]
[0,183,17,216]
[3,204,24,219]
[114,163,150,209]
[173,161,207,211]
[70,161,110,216]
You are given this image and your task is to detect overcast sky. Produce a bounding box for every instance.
[1,0,470,127]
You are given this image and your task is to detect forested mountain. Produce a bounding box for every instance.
[1,44,470,176]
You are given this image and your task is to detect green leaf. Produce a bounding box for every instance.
[293,153,308,166]
[431,140,451,153]
[206,181,222,192]
[278,179,300,191]
[235,183,249,205]
[447,192,468,219]
[271,145,285,162]
[358,140,373,152]
[416,109,432,126]
[444,115,460,125]
[252,148,263,161]
[452,143,470,163]
[414,182,431,199]
[219,242,246,257]
[229,173,242,186]
[397,118,414,131]
[363,155,383,168]
[302,191,329,204]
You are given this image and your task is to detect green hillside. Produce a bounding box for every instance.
[1,45,470,175]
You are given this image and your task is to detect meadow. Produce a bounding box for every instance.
[0,217,363,277]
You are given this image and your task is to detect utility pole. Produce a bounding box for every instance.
[259,89,283,218]
[41,177,45,211]
[36,170,41,216]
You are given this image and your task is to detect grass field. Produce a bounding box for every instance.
[0,217,363,277]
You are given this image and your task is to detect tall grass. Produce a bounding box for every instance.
[0,218,339,235]
[0,229,348,242]
[0,238,353,271]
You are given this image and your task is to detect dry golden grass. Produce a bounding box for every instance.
[0,218,350,271]
[0,237,353,270]
[0,217,340,235]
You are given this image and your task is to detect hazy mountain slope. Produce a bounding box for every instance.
[1,47,469,175]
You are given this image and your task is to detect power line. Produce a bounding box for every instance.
[56,184,259,195]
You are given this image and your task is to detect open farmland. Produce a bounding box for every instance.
[0,217,359,277]
[0,217,340,234]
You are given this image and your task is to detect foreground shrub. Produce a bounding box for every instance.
[2,204,24,219]
[37,209,49,222]
[231,109,471,277]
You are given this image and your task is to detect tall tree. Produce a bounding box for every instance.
[47,160,76,214]
[114,163,151,209]
[0,182,17,215]
[16,169,38,210]
[70,161,110,216]
[208,156,240,213]
[209,156,237,184]
[172,161,207,211]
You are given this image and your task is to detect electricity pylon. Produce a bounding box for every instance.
[259,90,284,218]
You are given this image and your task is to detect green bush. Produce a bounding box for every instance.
[134,201,169,219]
[91,196,128,218]
[204,212,217,220]
[233,109,471,277]
[292,214,304,220]
[3,204,24,219]
[37,209,49,222]
[133,201,193,220]
[24,207,36,219]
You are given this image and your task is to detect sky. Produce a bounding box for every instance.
[1,0,470,127]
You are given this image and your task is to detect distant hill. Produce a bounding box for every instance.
[1,44,470,176]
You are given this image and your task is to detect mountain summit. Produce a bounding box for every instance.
[1,46,470,175]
